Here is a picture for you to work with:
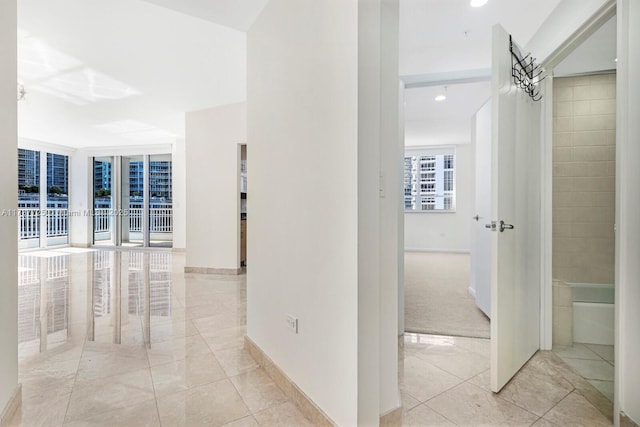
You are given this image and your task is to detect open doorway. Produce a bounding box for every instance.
[240,144,247,269]
[403,81,491,339]
[549,14,617,407]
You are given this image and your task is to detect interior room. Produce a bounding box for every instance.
[1,0,640,426]
[403,81,491,339]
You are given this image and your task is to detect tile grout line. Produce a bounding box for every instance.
[146,338,164,427]
[535,389,576,425]
[59,336,88,425]
[418,401,461,426]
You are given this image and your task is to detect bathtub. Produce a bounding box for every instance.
[569,282,615,346]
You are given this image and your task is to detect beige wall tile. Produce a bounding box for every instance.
[573,85,591,100]
[555,132,573,146]
[590,99,616,115]
[555,86,574,101]
[553,74,616,287]
[554,147,572,162]
[573,100,591,115]
[556,101,573,117]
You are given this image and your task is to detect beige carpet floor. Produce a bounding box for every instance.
[404,251,490,338]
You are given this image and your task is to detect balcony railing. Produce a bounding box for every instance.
[93,207,174,234]
[126,208,173,232]
[47,209,68,237]
[20,204,172,240]
[19,209,41,240]
[94,208,111,233]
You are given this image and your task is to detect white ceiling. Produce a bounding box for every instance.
[400,0,617,147]
[404,81,491,146]
[18,0,614,152]
[141,0,268,32]
[554,15,616,76]
[400,0,564,76]
[400,0,562,146]
[18,0,247,148]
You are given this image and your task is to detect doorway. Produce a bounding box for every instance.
[92,154,173,248]
[240,144,247,268]
[549,14,617,407]
[402,81,491,339]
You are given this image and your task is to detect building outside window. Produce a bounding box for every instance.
[403,147,456,212]
[18,149,70,245]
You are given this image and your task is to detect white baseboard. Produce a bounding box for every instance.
[468,286,476,298]
[0,384,21,427]
[404,248,470,254]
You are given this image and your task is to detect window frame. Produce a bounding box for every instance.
[403,145,457,214]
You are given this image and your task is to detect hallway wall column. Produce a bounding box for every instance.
[185,103,246,273]
[247,0,400,424]
[615,1,640,424]
[0,0,20,422]
[69,150,93,247]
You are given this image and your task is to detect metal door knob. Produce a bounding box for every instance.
[499,220,514,232]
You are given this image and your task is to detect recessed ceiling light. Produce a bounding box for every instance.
[435,94,446,102]
[614,58,618,62]
[470,0,488,7]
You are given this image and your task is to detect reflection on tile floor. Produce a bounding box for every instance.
[11,249,613,426]
[402,333,613,426]
[552,343,615,402]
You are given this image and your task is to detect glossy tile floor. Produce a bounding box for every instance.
[553,343,615,402]
[401,334,613,426]
[12,249,613,426]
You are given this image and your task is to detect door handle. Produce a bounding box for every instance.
[499,220,514,232]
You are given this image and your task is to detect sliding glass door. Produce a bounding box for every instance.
[121,155,144,247]
[18,148,70,250]
[93,157,114,246]
[92,154,172,248]
[149,155,172,248]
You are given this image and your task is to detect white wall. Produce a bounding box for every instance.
[69,149,92,247]
[185,103,245,271]
[378,0,401,416]
[0,0,19,416]
[526,0,612,63]
[247,0,399,424]
[616,1,640,424]
[404,143,472,252]
[172,138,186,250]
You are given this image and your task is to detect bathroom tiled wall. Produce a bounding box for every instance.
[553,74,616,285]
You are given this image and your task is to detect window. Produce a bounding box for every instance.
[18,149,70,249]
[404,147,456,212]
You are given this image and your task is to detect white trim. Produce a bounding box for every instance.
[541,76,554,351]
[401,68,492,89]
[83,143,173,157]
[468,286,477,298]
[541,0,617,70]
[19,137,76,156]
[404,248,470,254]
[0,384,21,427]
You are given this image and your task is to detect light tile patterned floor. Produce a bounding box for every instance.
[11,249,613,426]
[401,333,613,426]
[552,343,615,402]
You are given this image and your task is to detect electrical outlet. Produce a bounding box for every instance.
[285,314,298,333]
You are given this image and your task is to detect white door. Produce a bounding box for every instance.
[490,25,542,392]
[472,100,492,318]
